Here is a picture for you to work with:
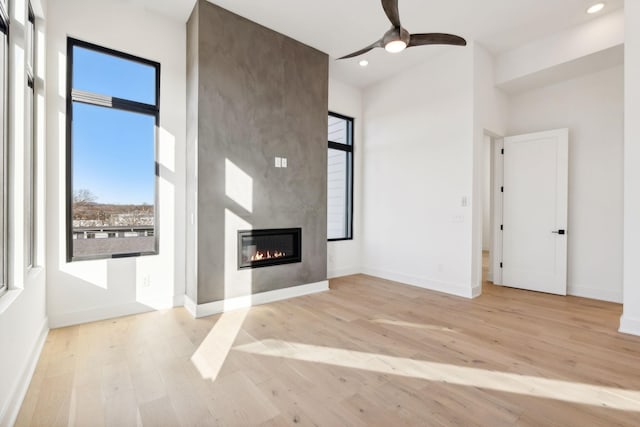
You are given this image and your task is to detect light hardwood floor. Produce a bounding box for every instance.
[16,274,640,426]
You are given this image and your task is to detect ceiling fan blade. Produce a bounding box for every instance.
[338,40,383,59]
[409,33,467,47]
[381,0,401,28]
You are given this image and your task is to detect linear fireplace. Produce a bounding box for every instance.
[238,228,302,269]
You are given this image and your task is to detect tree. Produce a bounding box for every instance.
[73,189,97,205]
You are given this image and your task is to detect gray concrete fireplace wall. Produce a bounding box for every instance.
[186,0,328,305]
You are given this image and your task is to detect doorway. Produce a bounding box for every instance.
[479,132,502,289]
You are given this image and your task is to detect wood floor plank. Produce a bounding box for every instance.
[29,372,74,427]
[104,388,140,427]
[204,371,280,426]
[69,381,106,427]
[139,396,181,427]
[130,367,167,405]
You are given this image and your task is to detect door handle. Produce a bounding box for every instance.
[552,229,566,235]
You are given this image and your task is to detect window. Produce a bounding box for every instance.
[327,112,353,241]
[26,3,35,267]
[67,38,160,261]
[0,0,8,293]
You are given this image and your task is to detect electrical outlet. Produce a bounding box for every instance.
[275,157,282,168]
[282,158,287,168]
[142,275,151,288]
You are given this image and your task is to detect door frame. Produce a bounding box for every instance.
[473,130,504,292]
[492,137,504,286]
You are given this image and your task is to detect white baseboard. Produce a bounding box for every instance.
[184,295,197,318]
[49,302,153,329]
[173,293,185,307]
[470,285,482,299]
[327,267,361,279]
[362,267,479,299]
[0,318,48,427]
[619,314,640,336]
[49,293,186,329]
[184,281,329,319]
[568,285,622,303]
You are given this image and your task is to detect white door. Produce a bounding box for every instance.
[501,129,568,295]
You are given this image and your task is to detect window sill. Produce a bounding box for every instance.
[70,250,159,263]
[0,267,45,315]
[26,265,45,281]
[0,288,23,316]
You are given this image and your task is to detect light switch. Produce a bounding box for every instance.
[282,158,287,168]
[275,157,282,168]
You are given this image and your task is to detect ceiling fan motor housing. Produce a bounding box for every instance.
[383,26,410,46]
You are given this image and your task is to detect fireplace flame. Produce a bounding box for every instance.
[250,250,286,261]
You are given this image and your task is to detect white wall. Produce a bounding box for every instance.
[474,46,509,138]
[45,0,186,327]
[361,47,478,298]
[327,78,362,278]
[622,0,640,335]
[0,0,48,425]
[482,135,491,251]
[508,66,624,303]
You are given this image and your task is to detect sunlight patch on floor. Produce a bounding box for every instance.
[370,318,459,333]
[234,339,640,412]
[191,308,249,381]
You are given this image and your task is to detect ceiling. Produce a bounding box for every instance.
[133,0,624,88]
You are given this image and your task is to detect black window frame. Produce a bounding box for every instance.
[66,37,160,262]
[0,0,8,295]
[327,111,354,242]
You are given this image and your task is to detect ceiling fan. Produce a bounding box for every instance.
[339,0,467,59]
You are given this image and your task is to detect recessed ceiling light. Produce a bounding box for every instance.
[587,2,605,14]
[359,60,369,67]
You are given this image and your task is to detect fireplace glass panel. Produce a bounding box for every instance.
[238,228,301,269]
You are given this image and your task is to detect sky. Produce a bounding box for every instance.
[72,46,156,205]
